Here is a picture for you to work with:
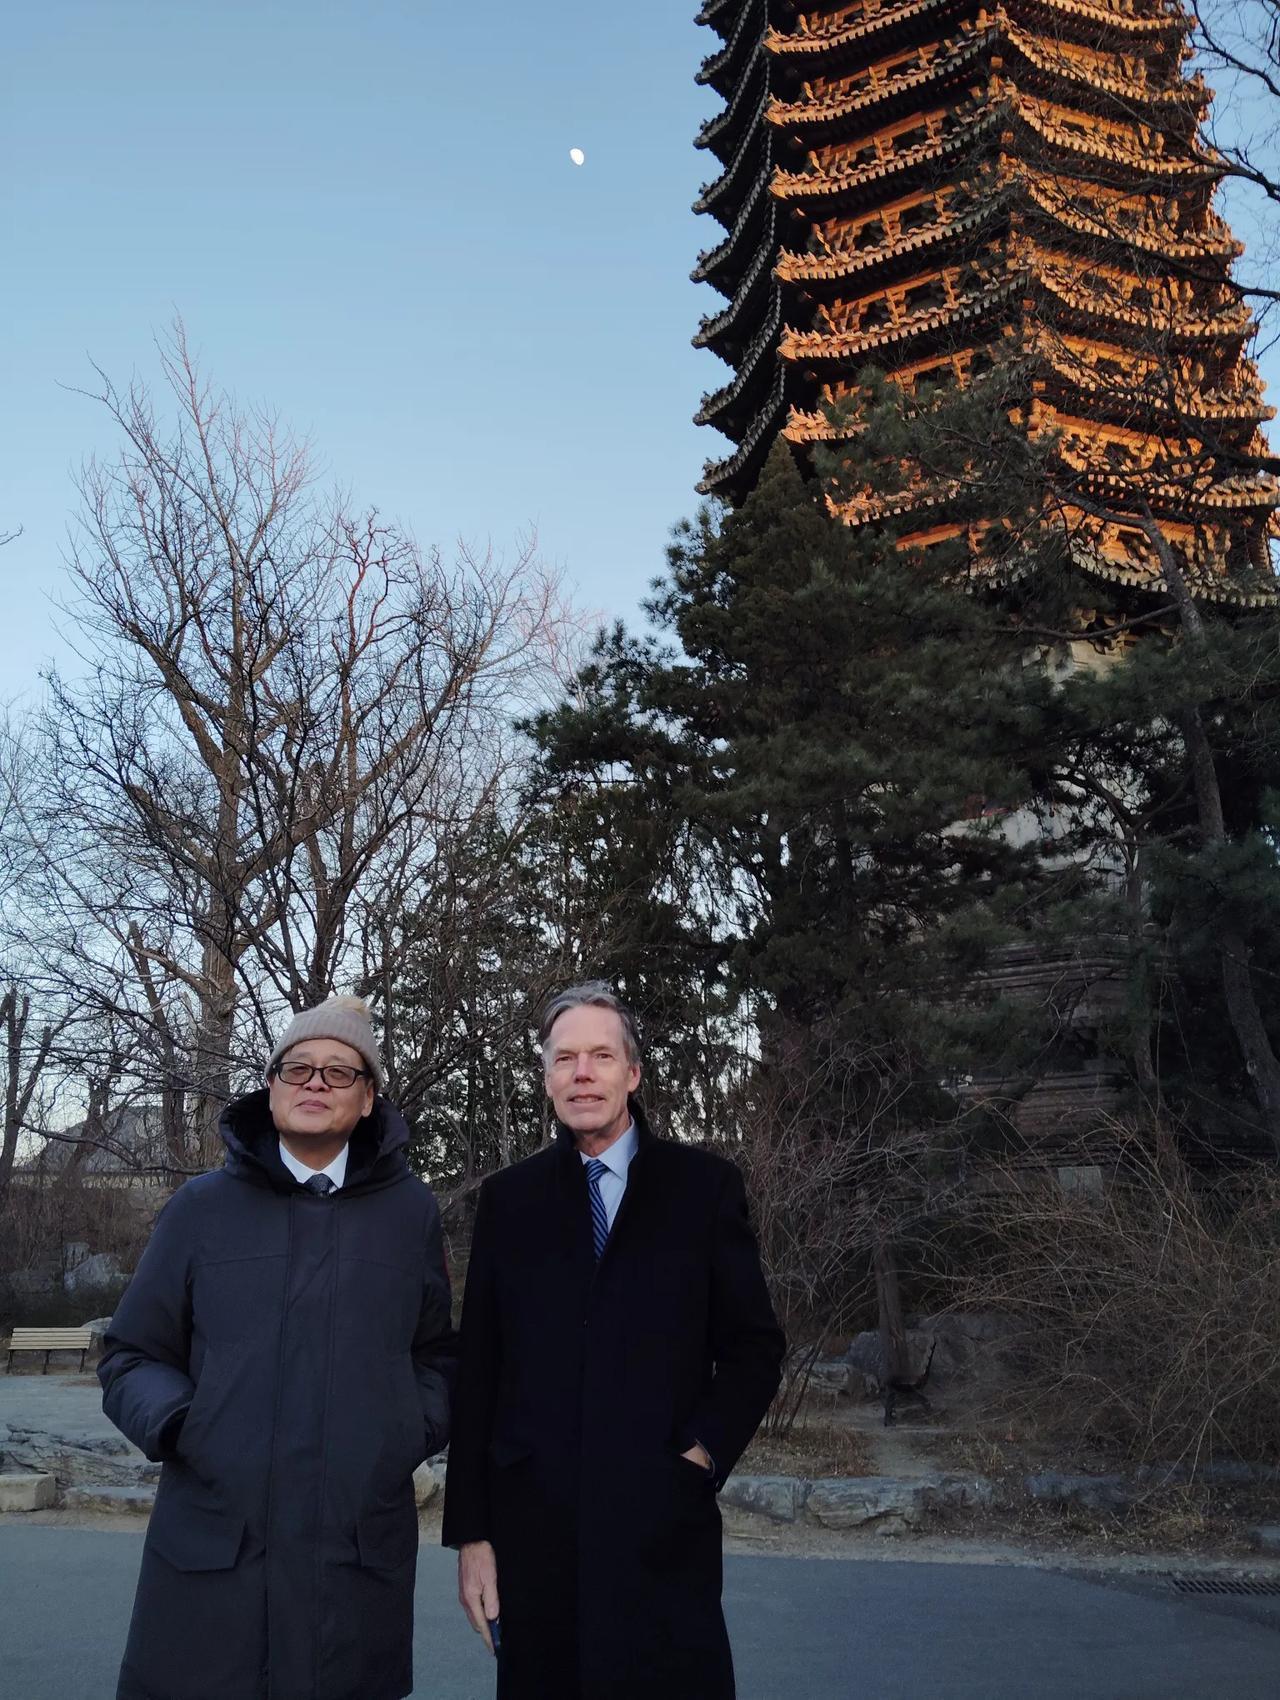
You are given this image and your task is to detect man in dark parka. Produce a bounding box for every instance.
[443,982,785,1700]
[99,995,455,1700]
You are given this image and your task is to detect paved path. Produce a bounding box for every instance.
[2,1523,1278,1699]
[0,1371,115,1440]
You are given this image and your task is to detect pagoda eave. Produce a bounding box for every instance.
[1001,18,1208,114]
[692,170,774,288]
[771,115,1001,214]
[1014,105,1221,181]
[764,0,968,65]
[694,110,771,220]
[776,201,1008,291]
[1020,182,1241,264]
[697,373,792,497]
[695,44,766,162]
[696,295,786,428]
[694,244,778,350]
[781,281,1020,365]
[697,0,764,94]
[696,0,742,33]
[1041,292,1252,347]
[765,36,989,135]
[1011,0,1185,42]
[1041,368,1274,432]
[1071,546,1278,609]
[1061,470,1280,517]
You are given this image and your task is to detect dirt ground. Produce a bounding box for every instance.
[731,1384,1280,1566]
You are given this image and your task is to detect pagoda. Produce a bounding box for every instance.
[692,0,1278,605]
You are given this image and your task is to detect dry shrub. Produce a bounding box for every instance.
[953,1126,1280,1469]
[734,1036,937,1437]
[0,1171,158,1328]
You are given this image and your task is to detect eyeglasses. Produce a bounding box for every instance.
[274,1062,370,1089]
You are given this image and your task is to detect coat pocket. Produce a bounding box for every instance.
[147,1494,245,1572]
[356,1499,419,1571]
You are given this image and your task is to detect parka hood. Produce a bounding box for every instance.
[220,1088,413,1195]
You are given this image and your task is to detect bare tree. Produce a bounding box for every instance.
[0,985,63,1201]
[19,327,577,1168]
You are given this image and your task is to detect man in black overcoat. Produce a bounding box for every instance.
[99,995,455,1700]
[443,981,785,1700]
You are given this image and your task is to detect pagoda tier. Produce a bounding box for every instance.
[692,0,1278,603]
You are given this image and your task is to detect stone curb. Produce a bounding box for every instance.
[719,1462,1280,1535]
[62,1483,157,1515]
[718,1473,996,1534]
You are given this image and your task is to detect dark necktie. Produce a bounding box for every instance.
[303,1173,335,1196]
[586,1159,610,1259]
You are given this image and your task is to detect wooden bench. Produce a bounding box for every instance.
[5,1326,94,1374]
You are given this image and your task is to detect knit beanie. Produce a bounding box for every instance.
[267,996,385,1091]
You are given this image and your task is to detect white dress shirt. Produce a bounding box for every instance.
[578,1120,638,1231]
[278,1139,349,1191]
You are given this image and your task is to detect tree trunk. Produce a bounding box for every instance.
[873,1227,908,1385]
[0,989,53,1200]
[192,933,238,1170]
[1141,517,1280,1153]
[1123,852,1161,1105]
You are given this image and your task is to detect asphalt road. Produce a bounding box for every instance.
[2,1524,1278,1699]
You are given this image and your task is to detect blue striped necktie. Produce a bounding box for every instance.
[585,1158,610,1260]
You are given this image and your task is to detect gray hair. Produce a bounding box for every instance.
[538,981,642,1066]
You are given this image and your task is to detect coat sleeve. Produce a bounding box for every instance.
[677,1160,785,1488]
[412,1185,458,1458]
[440,1179,500,1548]
[98,1187,198,1463]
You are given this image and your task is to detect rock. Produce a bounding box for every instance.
[805,1476,929,1531]
[845,1329,936,1386]
[718,1476,807,1524]
[413,1452,448,1509]
[1203,1460,1280,1487]
[806,1357,852,1396]
[845,1331,883,1378]
[1132,1463,1192,1489]
[1249,1525,1280,1555]
[907,1312,1021,1382]
[63,1242,92,1270]
[925,1474,998,1512]
[65,1252,126,1295]
[81,1316,114,1369]
[0,1471,56,1511]
[413,1462,440,1508]
[1132,1460,1280,1490]
[1024,1472,1134,1513]
[1,1423,152,1489]
[62,1483,155,1516]
[934,1311,1017,1345]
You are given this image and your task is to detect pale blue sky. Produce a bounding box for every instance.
[1,0,723,695]
[2,4,1276,704]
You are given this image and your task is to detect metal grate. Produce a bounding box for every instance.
[1168,1575,1280,1598]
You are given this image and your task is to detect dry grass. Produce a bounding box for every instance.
[936,1426,1280,1557]
[946,1129,1280,1472]
[738,1421,874,1479]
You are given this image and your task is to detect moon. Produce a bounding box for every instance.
[569,147,586,167]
